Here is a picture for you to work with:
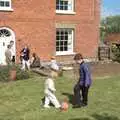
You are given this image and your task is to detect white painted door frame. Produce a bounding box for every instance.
[0,27,15,65]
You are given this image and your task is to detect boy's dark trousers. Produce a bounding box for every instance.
[73,84,89,105]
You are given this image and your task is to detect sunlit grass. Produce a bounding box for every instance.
[0,73,120,120]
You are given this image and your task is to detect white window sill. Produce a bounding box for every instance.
[56,10,76,15]
[56,51,76,56]
[0,8,13,11]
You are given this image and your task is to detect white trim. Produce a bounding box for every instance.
[0,8,13,11]
[56,51,76,56]
[0,27,16,64]
[56,10,76,14]
[0,0,13,11]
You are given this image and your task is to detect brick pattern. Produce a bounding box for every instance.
[0,0,100,63]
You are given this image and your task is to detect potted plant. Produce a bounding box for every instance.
[9,65,17,81]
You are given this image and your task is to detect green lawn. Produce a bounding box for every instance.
[0,72,120,120]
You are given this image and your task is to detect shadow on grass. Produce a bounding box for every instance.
[92,113,120,120]
[68,113,120,120]
[62,92,74,105]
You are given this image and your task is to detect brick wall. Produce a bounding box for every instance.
[0,0,100,62]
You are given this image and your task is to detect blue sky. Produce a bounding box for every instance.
[101,0,120,17]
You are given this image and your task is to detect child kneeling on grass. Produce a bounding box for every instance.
[43,68,61,109]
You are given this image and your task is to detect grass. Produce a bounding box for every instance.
[0,72,120,120]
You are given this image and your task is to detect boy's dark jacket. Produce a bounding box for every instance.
[78,61,92,87]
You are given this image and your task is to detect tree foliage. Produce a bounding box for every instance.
[100,15,120,41]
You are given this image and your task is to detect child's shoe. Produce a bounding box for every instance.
[43,105,50,108]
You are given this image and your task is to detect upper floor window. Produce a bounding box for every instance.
[56,0,75,14]
[0,0,13,11]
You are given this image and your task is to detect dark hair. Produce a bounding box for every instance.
[7,45,11,49]
[10,40,14,43]
[74,53,83,60]
[32,53,36,57]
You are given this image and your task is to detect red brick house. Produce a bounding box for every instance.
[0,0,100,64]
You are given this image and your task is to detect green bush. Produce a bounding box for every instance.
[111,44,120,62]
[0,65,31,82]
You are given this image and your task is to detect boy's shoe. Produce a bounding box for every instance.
[81,103,88,107]
[43,105,50,108]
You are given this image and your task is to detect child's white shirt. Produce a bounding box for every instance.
[44,78,56,94]
[50,60,59,71]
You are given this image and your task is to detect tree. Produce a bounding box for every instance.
[100,15,120,42]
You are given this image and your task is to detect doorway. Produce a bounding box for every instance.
[0,27,15,65]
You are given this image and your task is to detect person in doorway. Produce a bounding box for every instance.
[20,45,30,70]
[5,45,12,65]
[73,53,92,108]
[10,40,15,64]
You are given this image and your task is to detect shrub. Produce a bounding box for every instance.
[111,44,120,62]
[0,65,31,82]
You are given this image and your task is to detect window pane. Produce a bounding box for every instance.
[56,41,59,46]
[0,29,11,37]
[56,36,59,40]
[64,5,68,10]
[56,0,59,4]
[64,1,68,5]
[5,1,9,7]
[0,1,4,6]
[64,46,68,51]
[60,47,63,51]
[65,31,68,35]
[60,41,63,45]
[56,5,59,9]
[64,41,68,46]
[56,31,59,35]
[61,31,64,35]
[60,5,63,10]
[61,36,64,40]
[65,35,68,40]
[60,1,63,5]
[56,47,59,51]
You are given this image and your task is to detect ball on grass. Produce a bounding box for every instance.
[61,101,69,111]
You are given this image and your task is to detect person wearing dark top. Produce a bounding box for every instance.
[20,45,30,70]
[73,53,92,108]
[30,53,41,68]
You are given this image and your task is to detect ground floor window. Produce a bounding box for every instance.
[56,28,74,55]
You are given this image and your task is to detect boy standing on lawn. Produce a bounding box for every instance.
[73,53,92,108]
[43,66,61,109]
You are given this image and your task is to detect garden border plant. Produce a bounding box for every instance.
[0,65,31,82]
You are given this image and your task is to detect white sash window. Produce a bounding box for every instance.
[56,28,74,55]
[56,0,75,14]
[0,0,13,11]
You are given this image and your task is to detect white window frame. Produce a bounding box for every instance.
[56,0,76,14]
[56,28,75,56]
[0,0,13,11]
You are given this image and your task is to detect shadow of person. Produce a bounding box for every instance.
[62,92,74,105]
[92,113,120,120]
